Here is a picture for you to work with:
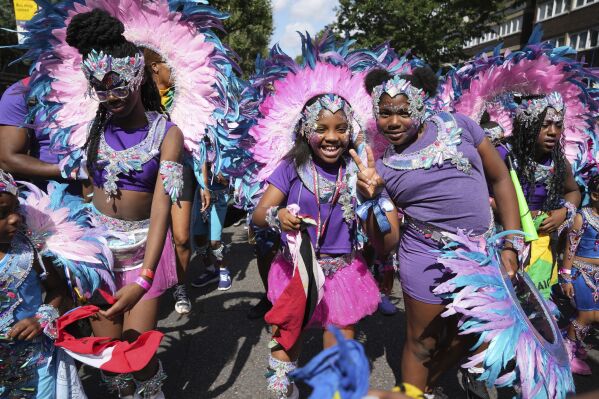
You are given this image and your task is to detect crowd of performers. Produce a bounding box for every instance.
[1,1,599,399]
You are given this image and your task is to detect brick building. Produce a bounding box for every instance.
[464,0,599,66]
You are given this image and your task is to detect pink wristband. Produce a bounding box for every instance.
[558,268,572,275]
[135,276,152,292]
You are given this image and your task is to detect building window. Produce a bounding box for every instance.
[569,27,599,50]
[573,0,598,9]
[546,36,566,47]
[537,0,568,21]
[466,15,523,48]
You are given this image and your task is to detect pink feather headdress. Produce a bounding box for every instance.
[439,37,599,164]
[21,0,243,182]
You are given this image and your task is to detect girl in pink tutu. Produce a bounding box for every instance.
[246,34,398,399]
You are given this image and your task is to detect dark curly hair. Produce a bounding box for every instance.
[66,9,165,172]
[510,103,566,211]
[364,66,438,97]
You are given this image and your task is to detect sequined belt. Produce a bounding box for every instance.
[281,250,354,277]
[91,205,150,232]
[404,214,494,245]
[573,259,599,302]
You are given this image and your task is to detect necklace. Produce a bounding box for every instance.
[534,162,553,187]
[97,111,167,199]
[382,112,471,173]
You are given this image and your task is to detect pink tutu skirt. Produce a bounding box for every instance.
[267,253,380,328]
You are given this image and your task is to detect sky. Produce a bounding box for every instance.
[270,0,339,57]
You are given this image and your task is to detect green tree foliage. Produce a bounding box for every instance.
[332,0,505,67]
[210,0,273,76]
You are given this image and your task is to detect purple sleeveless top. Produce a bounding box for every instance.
[496,145,550,211]
[91,113,175,193]
[268,159,353,254]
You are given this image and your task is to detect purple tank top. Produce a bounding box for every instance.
[496,145,550,211]
[377,112,491,235]
[267,159,353,254]
[91,112,175,193]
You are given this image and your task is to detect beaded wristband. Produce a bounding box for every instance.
[135,276,152,292]
[140,269,155,280]
[35,304,60,339]
[557,201,577,235]
[265,206,282,232]
[558,275,572,284]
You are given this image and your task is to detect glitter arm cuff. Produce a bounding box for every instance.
[159,161,184,203]
[557,201,577,235]
[35,304,60,339]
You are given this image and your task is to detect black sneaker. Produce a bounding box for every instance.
[173,284,191,314]
[247,295,272,320]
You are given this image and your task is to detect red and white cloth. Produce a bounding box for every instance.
[54,305,163,373]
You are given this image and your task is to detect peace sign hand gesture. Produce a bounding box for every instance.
[349,145,385,200]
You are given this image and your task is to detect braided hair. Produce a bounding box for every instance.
[510,98,567,211]
[65,9,165,172]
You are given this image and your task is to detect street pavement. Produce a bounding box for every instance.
[81,222,599,398]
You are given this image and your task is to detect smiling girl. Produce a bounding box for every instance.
[361,67,521,397]
[252,94,386,398]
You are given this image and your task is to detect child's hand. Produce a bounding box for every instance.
[350,146,384,200]
[500,248,518,278]
[200,188,211,212]
[99,282,147,320]
[560,282,574,299]
[538,208,567,234]
[8,317,42,341]
[277,208,301,232]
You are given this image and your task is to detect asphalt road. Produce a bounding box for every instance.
[81,222,599,398]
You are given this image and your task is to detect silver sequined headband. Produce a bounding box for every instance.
[515,91,565,127]
[372,75,428,123]
[81,49,145,95]
[300,94,354,139]
[0,169,18,196]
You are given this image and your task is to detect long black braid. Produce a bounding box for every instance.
[65,9,166,173]
[510,108,567,211]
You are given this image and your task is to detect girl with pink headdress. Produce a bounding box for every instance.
[247,33,398,399]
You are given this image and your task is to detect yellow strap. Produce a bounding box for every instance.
[392,383,425,398]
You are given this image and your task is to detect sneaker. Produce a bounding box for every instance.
[457,368,498,399]
[191,267,219,287]
[173,284,191,314]
[378,294,398,316]
[218,268,232,291]
[247,295,273,320]
[424,387,448,399]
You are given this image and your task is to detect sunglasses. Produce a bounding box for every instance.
[91,85,130,102]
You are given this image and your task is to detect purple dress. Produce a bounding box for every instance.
[377,112,492,304]
[266,158,379,327]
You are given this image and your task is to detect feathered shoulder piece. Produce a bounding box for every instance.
[16,0,246,184]
[18,181,114,301]
[232,32,394,209]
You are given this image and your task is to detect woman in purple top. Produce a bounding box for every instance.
[359,68,521,396]
[66,10,184,399]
